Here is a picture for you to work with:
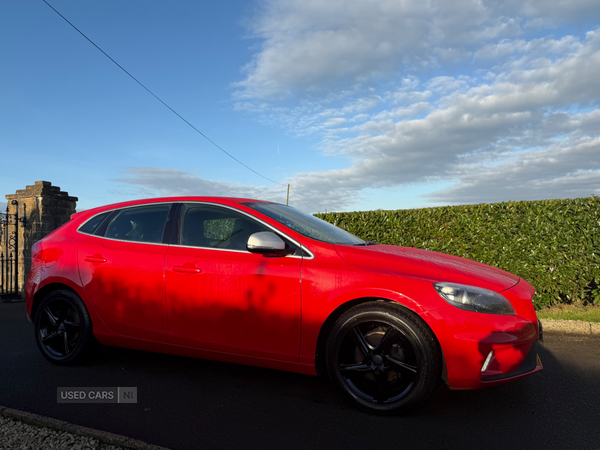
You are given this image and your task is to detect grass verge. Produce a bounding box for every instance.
[536,304,600,323]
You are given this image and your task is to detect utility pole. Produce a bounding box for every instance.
[286,184,290,205]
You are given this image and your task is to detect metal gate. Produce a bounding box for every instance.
[1,200,26,299]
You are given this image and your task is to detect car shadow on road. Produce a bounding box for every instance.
[70,331,599,450]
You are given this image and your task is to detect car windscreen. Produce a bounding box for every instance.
[243,202,365,245]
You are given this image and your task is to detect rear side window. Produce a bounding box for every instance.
[105,204,171,244]
[78,211,112,235]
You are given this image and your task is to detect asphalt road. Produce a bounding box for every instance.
[1,301,599,450]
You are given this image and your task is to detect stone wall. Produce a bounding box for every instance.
[2,181,77,295]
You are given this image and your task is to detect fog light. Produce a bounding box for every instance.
[481,350,494,373]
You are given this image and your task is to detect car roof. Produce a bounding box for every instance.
[71,197,272,222]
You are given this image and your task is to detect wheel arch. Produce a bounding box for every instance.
[31,281,87,323]
[315,297,446,381]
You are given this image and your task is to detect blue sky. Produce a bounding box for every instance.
[2,0,599,213]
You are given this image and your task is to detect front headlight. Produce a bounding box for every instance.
[433,282,516,315]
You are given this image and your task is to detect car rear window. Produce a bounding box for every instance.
[104,204,171,244]
[78,211,112,235]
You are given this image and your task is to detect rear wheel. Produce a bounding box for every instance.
[34,290,94,365]
[326,302,440,414]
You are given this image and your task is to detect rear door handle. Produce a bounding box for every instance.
[84,256,107,263]
[172,265,202,274]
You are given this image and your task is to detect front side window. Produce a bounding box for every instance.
[104,204,171,243]
[180,204,270,251]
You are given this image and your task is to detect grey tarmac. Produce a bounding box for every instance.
[1,300,599,450]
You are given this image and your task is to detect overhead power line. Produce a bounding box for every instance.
[42,0,289,188]
[289,185,312,211]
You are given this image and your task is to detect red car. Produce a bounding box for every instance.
[25,197,542,414]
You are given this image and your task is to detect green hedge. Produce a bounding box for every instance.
[316,196,600,309]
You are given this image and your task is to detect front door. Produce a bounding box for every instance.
[165,203,302,361]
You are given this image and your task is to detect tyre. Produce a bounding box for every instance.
[34,289,94,365]
[325,302,441,414]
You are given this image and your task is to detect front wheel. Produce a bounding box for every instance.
[325,302,441,414]
[34,289,94,365]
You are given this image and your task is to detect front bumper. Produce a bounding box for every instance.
[423,308,542,390]
[480,339,543,384]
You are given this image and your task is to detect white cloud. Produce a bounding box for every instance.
[117,167,281,201]
[474,35,583,62]
[426,76,472,95]
[116,168,319,212]
[234,0,515,100]
[115,167,351,213]
[229,0,600,211]
[428,137,600,203]
[278,30,600,208]
[235,0,599,101]
[501,0,600,23]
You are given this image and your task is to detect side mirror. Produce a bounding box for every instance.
[246,232,295,257]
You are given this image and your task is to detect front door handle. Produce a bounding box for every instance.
[172,265,202,274]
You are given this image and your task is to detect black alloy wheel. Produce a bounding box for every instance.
[34,290,94,365]
[326,302,441,414]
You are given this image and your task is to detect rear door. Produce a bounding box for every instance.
[78,203,173,342]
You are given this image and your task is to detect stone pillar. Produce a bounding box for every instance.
[3,181,78,295]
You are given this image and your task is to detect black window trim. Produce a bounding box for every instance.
[167,203,183,245]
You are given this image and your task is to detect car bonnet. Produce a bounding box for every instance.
[333,244,520,292]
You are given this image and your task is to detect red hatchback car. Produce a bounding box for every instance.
[26,197,542,414]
